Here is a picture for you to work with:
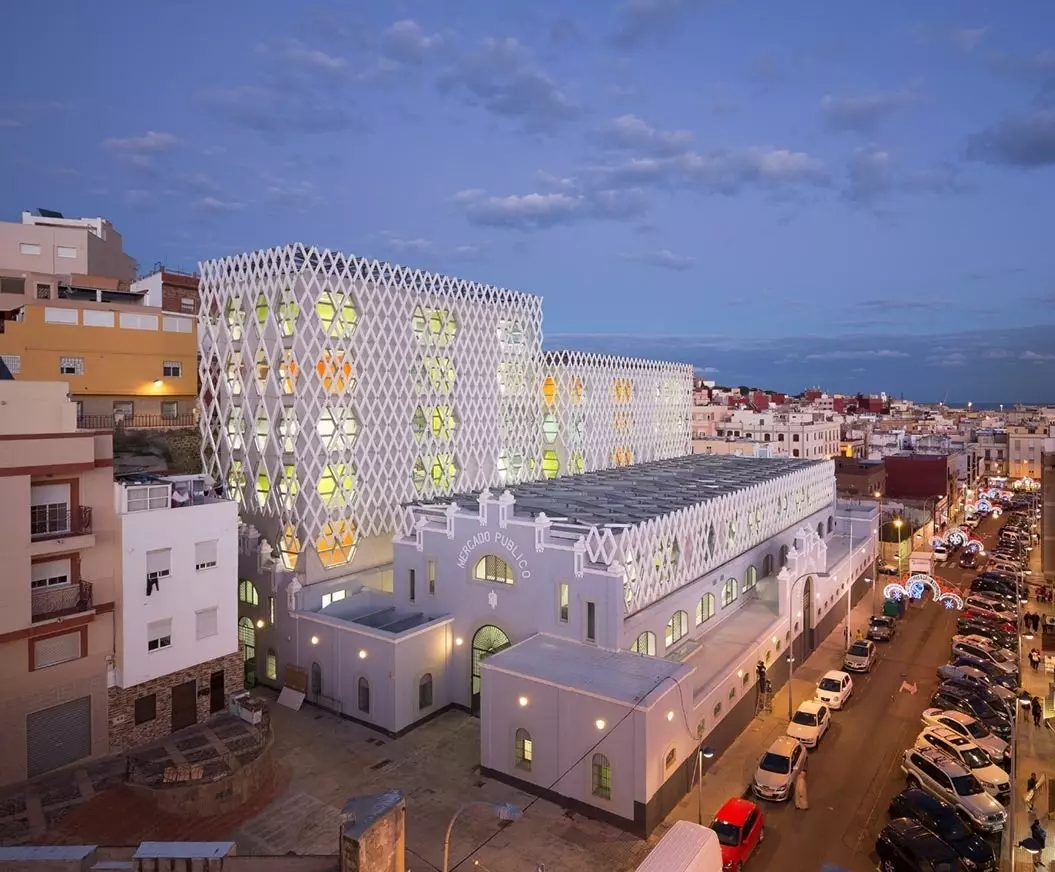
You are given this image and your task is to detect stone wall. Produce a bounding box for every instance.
[112,426,203,477]
[108,650,243,751]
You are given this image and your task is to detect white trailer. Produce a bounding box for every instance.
[635,820,723,872]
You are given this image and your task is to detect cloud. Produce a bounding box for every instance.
[983,349,1014,359]
[0,119,23,128]
[202,85,353,134]
[986,49,1055,80]
[383,20,445,65]
[1021,350,1055,361]
[263,179,324,210]
[966,110,1055,168]
[197,196,243,212]
[926,351,968,368]
[820,90,917,133]
[621,249,696,271]
[593,114,694,155]
[698,366,719,374]
[845,147,893,204]
[455,188,647,229]
[440,37,578,131]
[950,27,987,52]
[257,40,347,76]
[102,131,177,152]
[611,0,704,48]
[804,350,910,361]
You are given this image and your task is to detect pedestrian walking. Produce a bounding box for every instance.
[1031,649,1042,672]
[794,769,809,810]
[1028,772,1039,813]
[1032,696,1043,727]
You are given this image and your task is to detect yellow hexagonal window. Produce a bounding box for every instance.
[279,351,299,395]
[255,293,269,325]
[426,357,455,393]
[278,464,298,510]
[255,411,269,451]
[412,457,427,491]
[224,298,244,340]
[255,350,270,389]
[317,406,358,451]
[430,453,457,488]
[316,351,354,394]
[255,470,271,508]
[571,451,585,473]
[317,463,356,509]
[279,293,299,337]
[431,405,456,440]
[316,289,358,338]
[279,525,302,571]
[542,449,560,479]
[317,520,357,568]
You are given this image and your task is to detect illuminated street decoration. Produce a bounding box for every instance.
[884,573,963,610]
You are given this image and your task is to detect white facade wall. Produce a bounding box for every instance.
[129,271,163,308]
[721,411,840,460]
[113,487,239,689]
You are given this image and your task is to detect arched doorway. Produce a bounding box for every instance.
[238,617,256,687]
[797,576,815,664]
[471,624,511,715]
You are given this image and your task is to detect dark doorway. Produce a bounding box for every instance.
[471,624,511,715]
[793,576,815,666]
[310,662,322,702]
[209,670,226,714]
[171,680,198,731]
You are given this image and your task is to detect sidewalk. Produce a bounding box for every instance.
[662,585,884,826]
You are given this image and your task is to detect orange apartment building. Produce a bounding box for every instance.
[0,380,117,784]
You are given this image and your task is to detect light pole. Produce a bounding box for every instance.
[872,489,883,615]
[786,572,813,722]
[894,517,904,578]
[845,507,855,645]
[443,802,523,872]
[695,744,716,825]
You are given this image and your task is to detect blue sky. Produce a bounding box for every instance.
[2,1,1055,403]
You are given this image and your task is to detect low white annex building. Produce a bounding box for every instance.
[260,453,877,835]
[106,473,242,750]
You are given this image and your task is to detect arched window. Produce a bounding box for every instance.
[265,648,277,680]
[238,617,255,662]
[665,610,689,647]
[418,673,434,710]
[665,747,677,770]
[779,544,789,567]
[592,753,612,800]
[827,515,834,534]
[631,631,656,656]
[744,565,757,591]
[515,728,533,771]
[762,553,773,577]
[817,522,825,539]
[473,555,515,585]
[696,593,715,625]
[358,677,370,713]
[238,579,259,606]
[721,578,738,608]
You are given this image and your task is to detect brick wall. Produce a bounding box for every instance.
[161,273,201,315]
[108,650,243,751]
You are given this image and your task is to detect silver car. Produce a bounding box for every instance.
[844,639,877,673]
[753,736,808,801]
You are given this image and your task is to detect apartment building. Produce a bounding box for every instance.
[130,265,201,315]
[965,429,1009,483]
[107,473,241,750]
[717,410,840,459]
[1008,425,1055,482]
[1,210,136,282]
[0,380,116,785]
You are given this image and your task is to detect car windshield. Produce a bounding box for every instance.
[952,774,985,796]
[960,747,992,769]
[962,719,990,739]
[759,752,791,774]
[792,711,818,727]
[933,812,969,842]
[871,617,890,627]
[990,649,1013,663]
[711,820,741,847]
[819,678,842,692]
[849,643,869,657]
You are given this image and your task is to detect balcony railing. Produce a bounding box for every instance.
[78,414,197,430]
[31,580,94,623]
[30,505,93,541]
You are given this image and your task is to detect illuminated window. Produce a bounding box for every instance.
[431,405,456,440]
[278,465,298,510]
[317,463,356,508]
[744,565,757,591]
[224,352,244,396]
[612,378,633,404]
[542,376,557,406]
[317,406,357,451]
[497,451,509,484]
[418,673,434,710]
[474,554,515,584]
[514,727,533,770]
[425,357,455,393]
[316,351,354,393]
[665,610,689,647]
[722,578,739,608]
[412,406,427,441]
[279,526,301,571]
[316,520,356,567]
[278,409,299,453]
[542,412,558,444]
[429,308,457,345]
[316,289,358,337]
[614,410,632,434]
[697,593,715,625]
[238,579,258,605]
[224,298,244,340]
[266,649,277,680]
[255,294,269,325]
[226,411,246,450]
[631,631,656,656]
[653,539,680,580]
[570,377,583,404]
[279,351,299,395]
[571,451,585,473]
[412,457,427,491]
[255,350,270,389]
[612,447,633,467]
[255,471,270,508]
[255,412,269,451]
[497,361,526,394]
[279,293,299,336]
[592,754,611,800]
[431,454,457,488]
[542,449,560,479]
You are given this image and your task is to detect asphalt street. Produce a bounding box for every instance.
[743,513,1007,872]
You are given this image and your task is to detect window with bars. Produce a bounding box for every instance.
[59,356,84,375]
[631,631,656,656]
[238,579,259,605]
[161,401,179,419]
[30,503,69,537]
[473,554,515,585]
[591,753,611,800]
[266,649,277,680]
[665,610,688,647]
[418,673,433,710]
[162,360,182,377]
[697,593,715,625]
[515,728,533,771]
[358,677,370,713]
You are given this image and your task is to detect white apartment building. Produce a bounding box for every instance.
[106,473,242,750]
[1008,425,1055,481]
[717,411,840,459]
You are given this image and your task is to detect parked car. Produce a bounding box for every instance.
[815,670,854,709]
[964,517,981,530]
[879,562,901,576]
[786,700,831,749]
[933,545,949,563]
[901,747,1007,834]
[844,639,877,673]
[940,677,1014,719]
[960,552,979,570]
[711,797,764,871]
[868,615,897,642]
[875,818,963,872]
[887,790,996,871]
[929,686,1012,741]
[969,581,1018,605]
[962,596,1016,623]
[752,736,807,802]
[913,726,1011,804]
[937,665,1017,704]
[920,708,1010,768]
[955,619,1015,651]
[951,655,1019,691]
[950,636,1018,676]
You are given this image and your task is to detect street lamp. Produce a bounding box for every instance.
[443,802,523,872]
[786,572,813,722]
[893,517,904,578]
[695,744,716,825]
[872,489,883,615]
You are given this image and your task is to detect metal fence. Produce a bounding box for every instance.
[78,414,197,430]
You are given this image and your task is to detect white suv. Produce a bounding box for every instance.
[920,708,1009,767]
[901,746,1006,833]
[913,725,1011,804]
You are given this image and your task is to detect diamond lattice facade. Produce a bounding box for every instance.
[199,244,692,578]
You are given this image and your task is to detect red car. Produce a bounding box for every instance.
[711,797,765,871]
[962,610,1015,633]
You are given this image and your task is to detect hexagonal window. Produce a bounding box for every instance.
[431,453,457,489]
[428,308,457,346]
[278,409,299,453]
[571,377,584,404]
[226,460,246,504]
[570,413,585,440]
[509,451,524,476]
[571,451,585,473]
[255,411,269,451]
[255,350,270,389]
[317,463,356,508]
[411,305,427,344]
[316,289,358,338]
[431,405,456,440]
[226,410,246,450]
[425,357,455,393]
[224,352,245,396]
[542,411,558,444]
[255,294,270,325]
[279,351,299,395]
[412,457,427,491]
[706,522,717,556]
[316,520,357,568]
[542,376,557,407]
[279,525,302,571]
[278,464,298,510]
[317,406,358,451]
[728,519,737,543]
[316,351,354,394]
[255,470,271,508]
[224,298,244,340]
[279,293,299,337]
[497,451,509,484]
[542,449,560,479]
[412,406,428,441]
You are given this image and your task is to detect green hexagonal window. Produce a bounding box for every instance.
[571,451,585,473]
[278,464,299,510]
[316,289,358,338]
[317,463,356,509]
[542,449,559,479]
[226,460,246,505]
[431,405,456,440]
[255,294,270,325]
[255,470,271,508]
[226,410,246,450]
[225,298,244,340]
[412,406,427,441]
[431,454,457,489]
[279,292,299,337]
[542,411,558,444]
[412,457,427,491]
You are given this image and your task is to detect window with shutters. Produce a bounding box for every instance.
[162,360,182,377]
[196,607,218,639]
[238,579,259,605]
[32,631,83,669]
[148,619,172,652]
[194,539,218,571]
[146,549,170,594]
[134,694,157,725]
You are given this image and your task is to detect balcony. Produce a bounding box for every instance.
[30,505,93,541]
[78,413,197,430]
[31,580,94,623]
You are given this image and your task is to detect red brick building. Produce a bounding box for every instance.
[883,453,956,503]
